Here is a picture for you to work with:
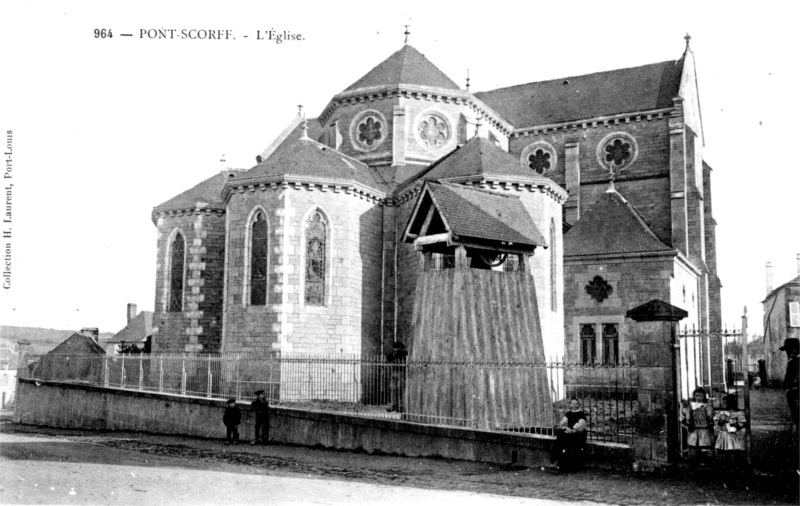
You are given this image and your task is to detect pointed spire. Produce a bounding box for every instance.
[404,24,410,45]
[465,68,470,92]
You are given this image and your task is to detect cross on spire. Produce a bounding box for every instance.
[684,33,691,49]
[465,68,470,91]
[404,24,410,45]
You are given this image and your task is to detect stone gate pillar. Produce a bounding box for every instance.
[626,300,687,472]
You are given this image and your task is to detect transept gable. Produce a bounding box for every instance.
[564,185,673,258]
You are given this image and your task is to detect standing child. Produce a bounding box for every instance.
[681,387,715,463]
[251,390,270,445]
[223,398,241,445]
[715,410,746,468]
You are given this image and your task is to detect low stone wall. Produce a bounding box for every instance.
[14,378,631,469]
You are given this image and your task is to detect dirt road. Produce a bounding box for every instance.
[1,419,796,505]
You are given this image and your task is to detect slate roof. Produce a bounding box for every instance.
[232,129,390,194]
[763,274,800,303]
[419,136,551,183]
[343,45,461,93]
[46,333,107,356]
[422,182,547,248]
[108,311,154,344]
[154,169,241,213]
[475,58,684,127]
[564,186,673,257]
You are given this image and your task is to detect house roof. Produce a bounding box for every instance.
[408,181,546,248]
[763,274,800,303]
[343,44,461,93]
[231,129,390,194]
[564,185,673,257]
[46,333,107,356]
[418,136,551,183]
[475,58,684,127]
[109,311,154,344]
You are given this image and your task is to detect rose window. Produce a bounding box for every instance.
[596,133,637,171]
[417,114,450,150]
[527,149,552,174]
[357,117,382,147]
[604,139,631,167]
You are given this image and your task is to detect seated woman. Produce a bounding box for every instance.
[550,398,588,473]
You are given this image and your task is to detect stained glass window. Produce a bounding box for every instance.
[358,117,382,146]
[603,324,619,365]
[305,211,327,306]
[250,211,268,306]
[581,324,596,364]
[168,233,185,312]
[528,148,552,174]
[604,138,632,167]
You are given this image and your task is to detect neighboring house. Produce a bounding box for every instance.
[105,304,154,355]
[762,259,800,384]
[31,333,108,383]
[0,344,18,408]
[148,36,721,374]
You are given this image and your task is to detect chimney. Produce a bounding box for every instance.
[127,303,137,323]
[80,328,99,342]
[766,262,773,295]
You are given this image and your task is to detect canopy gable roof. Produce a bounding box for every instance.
[404,181,546,251]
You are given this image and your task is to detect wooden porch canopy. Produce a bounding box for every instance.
[402,181,547,256]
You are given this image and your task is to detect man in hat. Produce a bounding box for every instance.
[780,338,799,428]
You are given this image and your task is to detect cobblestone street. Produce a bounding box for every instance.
[1,415,796,505]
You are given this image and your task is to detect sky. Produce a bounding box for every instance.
[1,0,798,337]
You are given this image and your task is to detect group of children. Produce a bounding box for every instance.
[222,390,271,445]
[682,387,747,466]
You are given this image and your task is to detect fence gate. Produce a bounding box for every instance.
[678,311,751,466]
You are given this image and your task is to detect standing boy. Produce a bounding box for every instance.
[222,398,241,445]
[251,390,270,444]
[781,338,799,428]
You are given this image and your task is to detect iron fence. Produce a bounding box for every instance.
[19,353,638,444]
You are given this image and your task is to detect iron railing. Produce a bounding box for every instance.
[19,353,638,444]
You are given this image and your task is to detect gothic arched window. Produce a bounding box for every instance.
[250,211,268,306]
[305,211,328,306]
[168,233,185,312]
[550,219,557,312]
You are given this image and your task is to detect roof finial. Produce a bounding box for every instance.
[606,166,616,193]
[465,68,470,92]
[300,117,310,140]
[684,33,691,50]
[297,104,304,118]
[404,24,410,45]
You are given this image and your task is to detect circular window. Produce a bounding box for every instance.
[596,132,638,172]
[350,110,387,152]
[520,142,557,175]
[414,111,451,151]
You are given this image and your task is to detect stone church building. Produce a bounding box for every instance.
[149,38,721,367]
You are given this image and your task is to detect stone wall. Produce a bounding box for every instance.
[14,378,632,469]
[152,210,226,354]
